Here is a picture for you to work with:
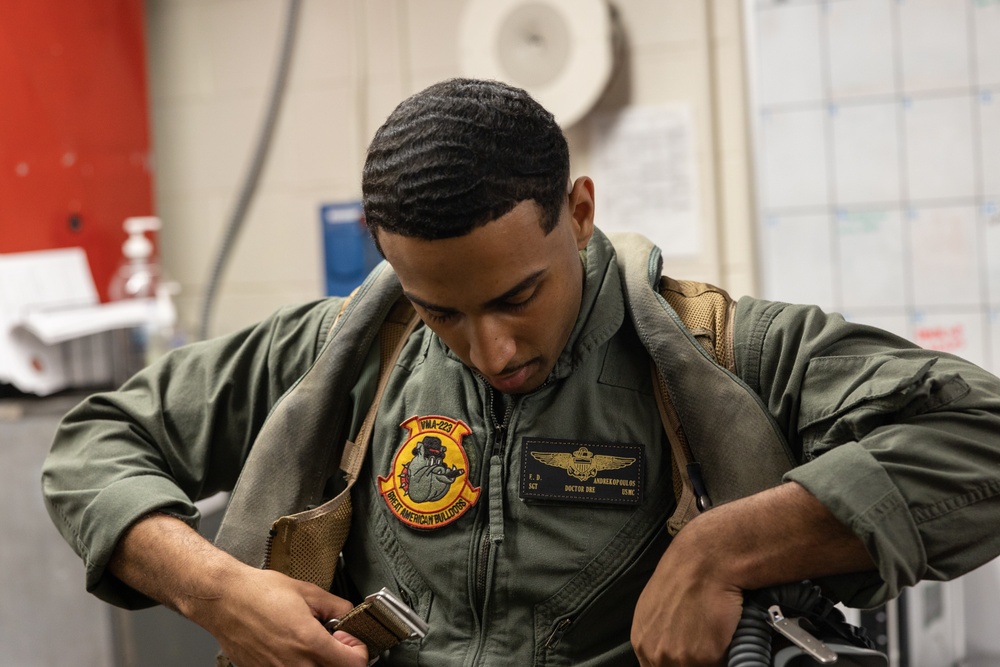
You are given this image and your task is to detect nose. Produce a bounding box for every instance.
[467,315,516,377]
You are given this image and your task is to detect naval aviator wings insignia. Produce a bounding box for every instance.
[531,448,635,482]
[520,438,644,506]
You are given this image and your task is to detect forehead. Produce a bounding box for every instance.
[378,201,561,308]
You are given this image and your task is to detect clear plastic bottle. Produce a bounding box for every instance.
[108,216,171,385]
[108,216,161,301]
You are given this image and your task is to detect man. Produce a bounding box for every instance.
[42,78,1000,666]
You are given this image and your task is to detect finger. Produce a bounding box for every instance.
[298,583,355,622]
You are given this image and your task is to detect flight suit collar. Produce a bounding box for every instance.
[549,226,624,382]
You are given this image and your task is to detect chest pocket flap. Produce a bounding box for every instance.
[798,354,970,457]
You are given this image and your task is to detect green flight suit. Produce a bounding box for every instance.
[41,229,1000,666]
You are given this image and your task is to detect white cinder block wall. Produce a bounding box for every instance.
[144,0,758,338]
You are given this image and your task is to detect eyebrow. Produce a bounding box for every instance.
[404,269,546,313]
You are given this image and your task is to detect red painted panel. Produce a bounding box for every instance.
[0,0,154,302]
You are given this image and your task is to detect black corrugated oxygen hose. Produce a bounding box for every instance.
[727,581,877,667]
[728,583,826,666]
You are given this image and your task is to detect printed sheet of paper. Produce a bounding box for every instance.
[590,105,701,258]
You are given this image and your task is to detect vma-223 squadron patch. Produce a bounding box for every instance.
[378,415,481,529]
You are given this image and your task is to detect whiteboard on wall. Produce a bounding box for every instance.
[743,0,1000,376]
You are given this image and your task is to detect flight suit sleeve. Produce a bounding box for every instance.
[40,298,343,608]
[734,297,1000,609]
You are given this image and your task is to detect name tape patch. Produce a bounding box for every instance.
[519,438,644,505]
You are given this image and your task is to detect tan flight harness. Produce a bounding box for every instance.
[213,232,796,666]
[261,278,724,590]
[257,237,795,594]
[263,296,420,588]
[214,231,795,598]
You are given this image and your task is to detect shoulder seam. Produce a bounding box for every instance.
[745,301,788,395]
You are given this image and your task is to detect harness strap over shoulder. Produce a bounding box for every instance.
[264,296,419,589]
[609,232,795,533]
[339,297,419,484]
[214,261,408,569]
[655,276,737,532]
[217,232,797,591]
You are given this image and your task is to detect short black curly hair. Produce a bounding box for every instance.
[362,78,570,247]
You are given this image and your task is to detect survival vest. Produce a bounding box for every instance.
[214,232,796,592]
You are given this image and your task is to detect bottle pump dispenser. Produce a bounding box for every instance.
[107,216,178,385]
[108,216,161,301]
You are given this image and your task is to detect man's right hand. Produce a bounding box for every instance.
[188,566,368,667]
[109,513,368,666]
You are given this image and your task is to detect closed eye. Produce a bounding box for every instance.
[487,273,545,313]
[423,308,458,324]
[404,268,545,324]
[498,290,538,313]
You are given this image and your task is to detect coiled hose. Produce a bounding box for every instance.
[727,582,848,667]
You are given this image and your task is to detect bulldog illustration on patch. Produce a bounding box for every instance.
[379,415,481,528]
[520,438,644,505]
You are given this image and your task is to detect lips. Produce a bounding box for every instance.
[487,360,538,394]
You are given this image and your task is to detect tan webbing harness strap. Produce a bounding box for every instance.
[341,299,420,482]
[659,276,737,372]
[262,297,419,591]
[215,260,409,574]
[652,367,701,535]
[610,231,795,536]
[653,278,733,534]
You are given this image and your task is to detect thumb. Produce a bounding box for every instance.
[296,627,367,666]
[333,630,368,664]
[332,631,370,664]
[299,583,355,623]
[333,630,367,649]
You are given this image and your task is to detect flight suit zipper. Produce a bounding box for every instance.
[475,384,513,605]
[545,618,573,649]
[470,375,552,665]
[470,380,515,666]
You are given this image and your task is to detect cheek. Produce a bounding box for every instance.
[524,299,567,347]
[422,320,474,363]
[540,282,576,325]
[446,332,473,359]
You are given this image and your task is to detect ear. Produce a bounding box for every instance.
[567,176,595,250]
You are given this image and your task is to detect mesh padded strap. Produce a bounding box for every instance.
[654,276,735,533]
[264,299,420,590]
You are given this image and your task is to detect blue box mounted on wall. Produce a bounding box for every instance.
[321,201,381,296]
